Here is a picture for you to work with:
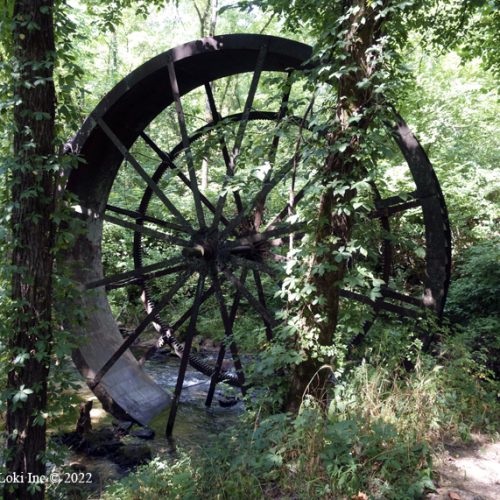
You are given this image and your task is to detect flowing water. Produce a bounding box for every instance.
[143,353,245,448]
[58,351,245,497]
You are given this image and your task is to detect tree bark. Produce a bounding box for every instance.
[286,0,388,411]
[5,1,56,498]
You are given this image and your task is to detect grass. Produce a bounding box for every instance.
[102,337,499,500]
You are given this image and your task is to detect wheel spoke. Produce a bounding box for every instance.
[230,255,277,278]
[223,268,277,327]
[339,289,421,319]
[253,270,273,341]
[225,223,305,248]
[106,265,188,291]
[380,286,423,307]
[106,204,193,234]
[370,197,422,218]
[93,115,191,229]
[89,270,192,389]
[166,273,206,437]
[138,283,217,366]
[231,43,268,171]
[103,212,191,248]
[205,83,243,220]
[263,178,311,232]
[85,255,184,290]
[220,155,297,241]
[375,191,417,209]
[254,74,294,229]
[268,72,293,167]
[167,58,206,229]
[139,131,231,227]
[205,269,247,406]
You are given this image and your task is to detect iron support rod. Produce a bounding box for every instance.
[267,72,292,165]
[253,270,273,341]
[220,156,296,241]
[204,83,243,224]
[339,289,420,318]
[166,273,206,437]
[139,131,230,227]
[102,213,191,248]
[106,204,192,234]
[232,43,268,167]
[89,270,192,389]
[223,268,277,327]
[94,115,190,228]
[205,269,247,406]
[86,255,184,290]
[167,58,206,229]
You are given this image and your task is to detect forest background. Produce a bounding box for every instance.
[0,0,499,498]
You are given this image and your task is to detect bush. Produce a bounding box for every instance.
[103,337,500,500]
[446,239,500,377]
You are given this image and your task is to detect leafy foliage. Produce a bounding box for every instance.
[0,0,499,497]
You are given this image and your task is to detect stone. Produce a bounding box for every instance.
[113,419,134,436]
[111,443,152,469]
[130,426,155,440]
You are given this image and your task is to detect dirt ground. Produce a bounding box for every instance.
[426,435,500,500]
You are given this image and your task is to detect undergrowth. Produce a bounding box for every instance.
[103,338,499,500]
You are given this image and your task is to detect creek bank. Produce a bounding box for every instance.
[55,426,153,470]
[426,436,500,500]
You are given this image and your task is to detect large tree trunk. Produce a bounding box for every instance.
[5,1,56,498]
[286,0,387,411]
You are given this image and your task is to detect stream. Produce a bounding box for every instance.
[54,351,245,498]
[143,352,245,446]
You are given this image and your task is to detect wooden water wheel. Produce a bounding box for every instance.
[64,34,451,435]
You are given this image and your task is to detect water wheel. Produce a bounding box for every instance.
[64,34,451,434]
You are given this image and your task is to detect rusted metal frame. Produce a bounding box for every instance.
[375,191,417,209]
[361,185,393,334]
[89,270,192,390]
[138,283,217,366]
[94,115,190,229]
[339,289,420,319]
[167,58,206,229]
[205,268,247,406]
[103,212,191,248]
[229,221,306,246]
[253,270,273,341]
[262,221,306,240]
[204,83,243,227]
[86,255,184,290]
[106,264,188,291]
[166,272,206,437]
[231,42,269,174]
[269,72,293,166]
[139,131,231,228]
[370,199,422,218]
[223,268,277,327]
[254,72,293,229]
[220,156,296,241]
[268,252,288,262]
[263,177,311,232]
[230,255,277,278]
[380,286,423,307]
[106,204,191,234]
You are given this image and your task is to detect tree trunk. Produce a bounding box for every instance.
[195,0,218,191]
[286,0,387,411]
[5,1,56,498]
